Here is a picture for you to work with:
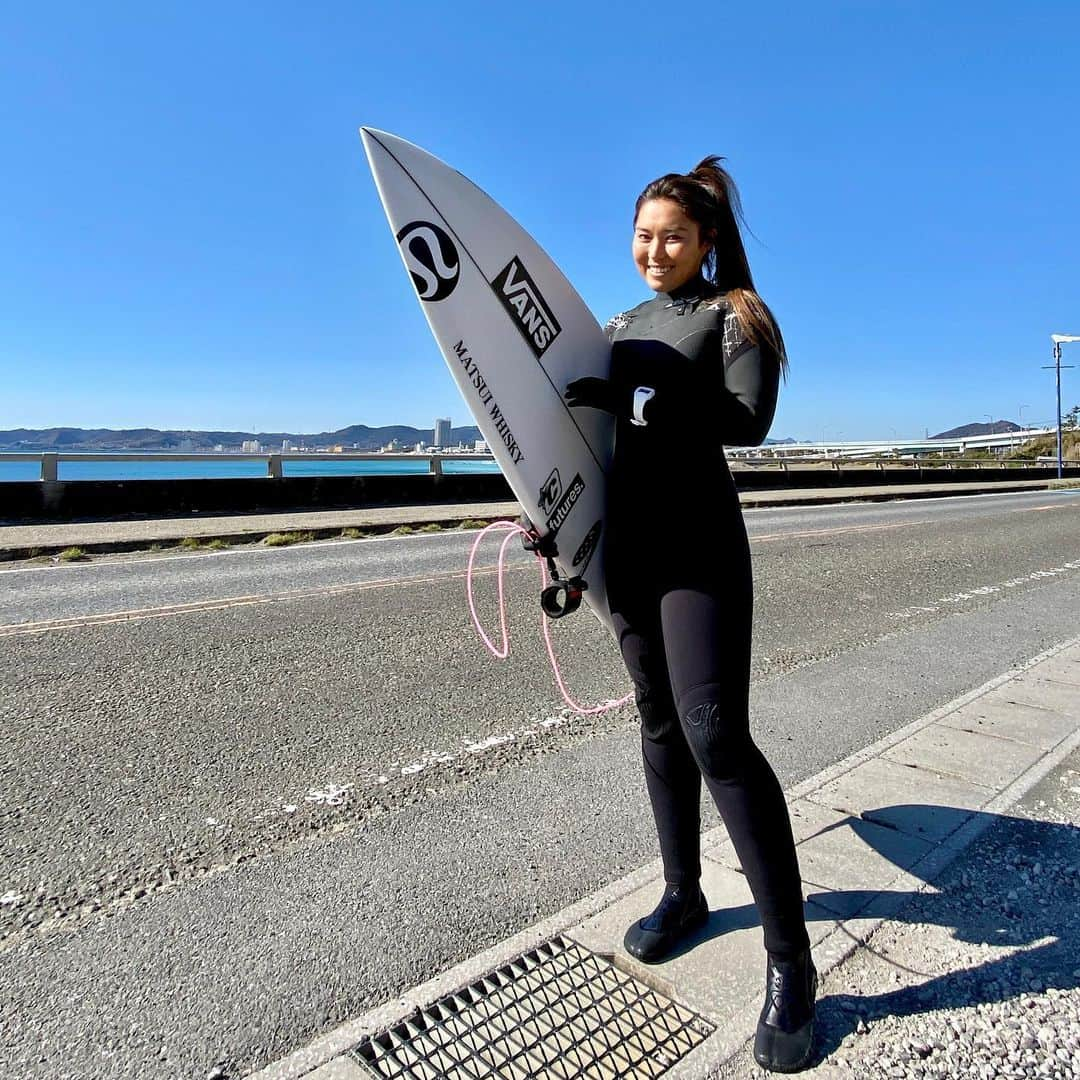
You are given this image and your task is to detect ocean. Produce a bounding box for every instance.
[0,456,502,483]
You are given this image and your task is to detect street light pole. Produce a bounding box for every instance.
[1015,404,1031,455]
[1045,335,1079,479]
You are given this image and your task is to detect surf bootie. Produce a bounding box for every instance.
[623,883,708,964]
[753,949,817,1073]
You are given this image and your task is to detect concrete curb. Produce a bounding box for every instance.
[0,502,524,561]
[0,480,1068,562]
[247,635,1080,1080]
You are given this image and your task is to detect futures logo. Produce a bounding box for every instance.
[544,473,585,536]
[396,221,460,302]
[490,257,562,358]
[537,469,562,516]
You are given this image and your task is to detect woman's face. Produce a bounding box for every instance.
[633,198,711,293]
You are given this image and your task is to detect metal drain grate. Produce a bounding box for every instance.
[350,935,714,1079]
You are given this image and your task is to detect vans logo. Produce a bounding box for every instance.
[396,221,460,302]
[572,520,602,574]
[537,469,562,515]
[544,473,585,536]
[490,257,561,357]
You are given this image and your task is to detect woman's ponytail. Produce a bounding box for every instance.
[635,157,788,374]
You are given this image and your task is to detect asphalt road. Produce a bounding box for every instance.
[2,489,1079,1079]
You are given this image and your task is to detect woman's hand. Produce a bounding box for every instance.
[564,377,623,414]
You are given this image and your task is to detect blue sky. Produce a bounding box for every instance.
[1,1,1078,440]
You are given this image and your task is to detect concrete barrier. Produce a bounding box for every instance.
[1,465,1078,524]
[0,473,514,524]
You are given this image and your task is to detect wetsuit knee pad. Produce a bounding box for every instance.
[677,682,752,776]
[636,691,680,743]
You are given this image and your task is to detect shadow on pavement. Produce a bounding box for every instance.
[692,804,1080,1062]
[808,804,1079,1062]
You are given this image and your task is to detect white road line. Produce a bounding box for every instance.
[742,488,1080,515]
[886,558,1080,620]
[275,710,612,818]
[0,562,533,638]
[751,519,931,543]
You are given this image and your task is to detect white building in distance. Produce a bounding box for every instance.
[434,417,452,448]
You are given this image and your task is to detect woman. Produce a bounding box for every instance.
[564,158,816,1073]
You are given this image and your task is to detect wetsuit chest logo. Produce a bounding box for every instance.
[490,257,562,358]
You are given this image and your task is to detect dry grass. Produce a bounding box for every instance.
[263,531,316,547]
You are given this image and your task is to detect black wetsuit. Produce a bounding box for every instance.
[603,274,809,958]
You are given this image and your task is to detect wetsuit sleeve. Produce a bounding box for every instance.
[716,313,781,446]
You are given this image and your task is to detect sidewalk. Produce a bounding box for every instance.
[0,478,1066,560]
[249,638,1080,1080]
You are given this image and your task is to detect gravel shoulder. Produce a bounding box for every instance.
[713,747,1080,1079]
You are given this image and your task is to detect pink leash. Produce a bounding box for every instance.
[465,521,634,716]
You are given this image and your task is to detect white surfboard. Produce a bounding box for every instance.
[361,128,614,633]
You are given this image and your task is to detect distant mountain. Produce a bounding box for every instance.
[0,424,483,452]
[931,420,1021,439]
[0,424,796,452]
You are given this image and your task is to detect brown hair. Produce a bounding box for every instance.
[634,156,788,373]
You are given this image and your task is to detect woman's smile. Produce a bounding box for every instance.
[633,197,711,293]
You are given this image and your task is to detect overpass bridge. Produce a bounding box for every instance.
[736,425,1060,459]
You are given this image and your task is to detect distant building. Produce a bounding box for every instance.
[474,439,488,453]
[282,440,293,452]
[414,442,424,453]
[241,440,261,453]
[434,417,452,448]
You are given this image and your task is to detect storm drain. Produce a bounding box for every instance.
[350,935,714,1079]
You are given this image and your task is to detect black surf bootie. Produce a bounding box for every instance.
[623,883,708,964]
[753,949,817,1073]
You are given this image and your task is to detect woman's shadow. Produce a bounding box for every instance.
[678,803,1080,1062]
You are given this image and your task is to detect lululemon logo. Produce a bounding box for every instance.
[396,221,460,302]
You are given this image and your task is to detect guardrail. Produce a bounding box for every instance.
[3,451,1079,483]
[0,451,496,481]
[727,455,1080,473]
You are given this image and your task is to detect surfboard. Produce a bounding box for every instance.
[361,128,614,633]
